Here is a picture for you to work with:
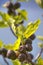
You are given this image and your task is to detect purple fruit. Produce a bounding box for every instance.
[29,34,36,40]
[7,50,17,60]
[18,53,26,62]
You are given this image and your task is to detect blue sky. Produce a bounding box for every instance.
[0,0,43,64]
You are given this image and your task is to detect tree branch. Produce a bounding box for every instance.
[8,22,18,38]
[3,56,9,65]
[34,48,43,62]
[9,25,18,38]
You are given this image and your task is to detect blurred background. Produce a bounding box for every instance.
[0,0,43,65]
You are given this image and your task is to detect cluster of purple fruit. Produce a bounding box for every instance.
[0,34,36,65]
[0,2,36,65]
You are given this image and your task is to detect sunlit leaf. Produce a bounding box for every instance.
[35,0,43,8]
[0,12,10,21]
[12,59,21,65]
[3,44,13,50]
[12,59,31,65]
[23,19,40,39]
[0,20,8,28]
[37,57,43,65]
[37,36,43,41]
[17,9,28,20]
[0,40,3,48]
[14,15,23,24]
[3,39,21,50]
[16,25,25,37]
[23,63,31,65]
[11,24,26,38]
[13,37,21,50]
[0,11,15,26]
[38,43,43,48]
[13,10,28,24]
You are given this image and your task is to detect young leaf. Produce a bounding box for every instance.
[12,59,21,65]
[0,20,8,28]
[16,25,25,37]
[0,12,15,26]
[13,37,21,50]
[14,10,28,25]
[3,44,14,50]
[14,15,23,24]
[37,57,43,65]
[0,12,10,21]
[18,9,28,20]
[23,63,31,65]
[3,37,21,51]
[35,0,43,8]
[11,24,25,38]
[0,40,3,48]
[23,19,40,39]
[37,36,43,41]
[38,43,43,48]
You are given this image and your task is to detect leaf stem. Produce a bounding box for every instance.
[8,22,18,38]
[9,25,18,38]
[34,48,43,62]
[3,56,9,65]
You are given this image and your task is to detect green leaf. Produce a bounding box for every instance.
[0,12,10,21]
[0,40,3,48]
[23,19,40,39]
[13,37,21,50]
[3,37,21,51]
[17,9,28,21]
[11,24,26,38]
[37,36,43,41]
[0,11,15,26]
[14,15,23,24]
[38,43,43,48]
[23,63,31,65]
[12,59,21,65]
[16,25,26,37]
[0,20,8,28]
[3,44,14,50]
[37,57,43,65]
[35,0,43,8]
[13,10,28,25]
